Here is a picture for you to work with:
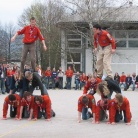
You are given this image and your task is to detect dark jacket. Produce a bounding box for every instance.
[126,77,132,85]
[102,78,121,99]
[23,72,46,95]
[10,75,23,90]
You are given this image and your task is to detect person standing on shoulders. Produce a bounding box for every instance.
[93,24,116,79]
[11,17,47,73]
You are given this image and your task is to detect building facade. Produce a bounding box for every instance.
[59,7,138,76]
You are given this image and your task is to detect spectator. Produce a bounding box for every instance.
[24,65,31,74]
[74,71,80,90]
[119,72,126,90]
[132,72,136,91]
[135,75,138,88]
[65,66,74,89]
[125,74,132,91]
[5,66,13,93]
[51,68,57,89]
[57,67,64,89]
[44,67,52,89]
[114,72,120,84]
[0,64,6,94]
[80,72,87,90]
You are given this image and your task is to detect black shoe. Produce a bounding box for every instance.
[2,92,5,94]
[52,111,56,117]
[88,111,93,118]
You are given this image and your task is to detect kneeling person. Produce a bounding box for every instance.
[2,94,21,120]
[19,92,34,120]
[33,95,55,121]
[78,95,96,123]
[95,99,109,124]
[108,93,131,125]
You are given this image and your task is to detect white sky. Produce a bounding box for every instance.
[0,0,35,25]
[0,0,138,26]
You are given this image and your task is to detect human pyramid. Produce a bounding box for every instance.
[1,18,131,125]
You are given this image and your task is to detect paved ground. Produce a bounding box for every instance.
[0,89,138,138]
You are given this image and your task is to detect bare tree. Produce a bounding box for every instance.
[62,0,131,72]
[18,0,66,70]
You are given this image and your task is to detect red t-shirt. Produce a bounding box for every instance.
[94,30,116,49]
[17,25,45,43]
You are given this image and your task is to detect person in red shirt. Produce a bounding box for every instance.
[83,75,102,95]
[78,95,96,123]
[95,99,110,124]
[11,17,47,73]
[2,94,21,120]
[33,95,55,121]
[5,67,13,93]
[18,92,34,120]
[93,24,116,79]
[65,66,74,89]
[80,72,87,90]
[119,72,127,90]
[108,93,131,125]
[44,67,52,89]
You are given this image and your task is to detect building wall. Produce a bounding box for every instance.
[85,48,138,76]
[61,29,138,76]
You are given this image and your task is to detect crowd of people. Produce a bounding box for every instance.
[0,63,132,125]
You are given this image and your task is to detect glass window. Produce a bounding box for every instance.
[115,31,127,38]
[129,41,138,47]
[116,40,126,47]
[67,53,81,62]
[67,40,81,48]
[67,34,81,39]
[128,31,138,38]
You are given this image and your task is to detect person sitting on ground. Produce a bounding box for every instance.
[22,71,48,97]
[114,72,120,84]
[107,93,131,125]
[77,94,96,123]
[33,95,55,121]
[2,94,21,120]
[132,72,136,91]
[83,75,102,95]
[125,74,132,91]
[18,92,34,120]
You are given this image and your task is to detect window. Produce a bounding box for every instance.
[116,40,126,47]
[67,53,81,62]
[67,34,81,39]
[128,31,138,38]
[115,31,127,38]
[129,41,138,47]
[67,40,81,48]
